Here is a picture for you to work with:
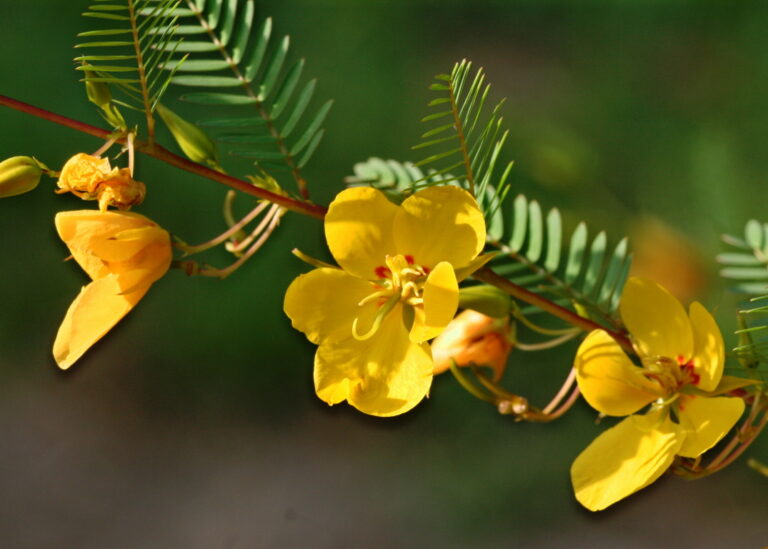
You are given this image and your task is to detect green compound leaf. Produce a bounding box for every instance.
[488,194,631,324]
[412,60,513,221]
[157,1,331,192]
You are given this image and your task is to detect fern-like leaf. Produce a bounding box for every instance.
[75,0,185,139]
[160,0,332,196]
[413,60,513,214]
[490,194,631,323]
[719,219,768,366]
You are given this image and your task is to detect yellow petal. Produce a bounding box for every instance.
[313,305,433,417]
[284,267,378,345]
[410,261,458,343]
[324,187,400,280]
[676,395,745,458]
[571,409,684,511]
[53,275,150,370]
[55,210,169,280]
[620,277,693,361]
[575,330,661,416]
[394,186,485,270]
[688,302,724,392]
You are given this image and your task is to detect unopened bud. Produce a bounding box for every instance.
[156,103,219,169]
[84,71,112,108]
[0,156,44,198]
[432,309,514,381]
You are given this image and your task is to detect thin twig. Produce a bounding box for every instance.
[0,94,326,219]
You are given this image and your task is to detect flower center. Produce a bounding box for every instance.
[641,354,700,396]
[351,254,430,341]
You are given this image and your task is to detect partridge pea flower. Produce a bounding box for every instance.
[284,186,487,417]
[53,211,172,369]
[571,277,748,511]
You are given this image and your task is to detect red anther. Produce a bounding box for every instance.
[676,355,686,365]
[374,266,391,279]
[404,254,415,265]
[423,266,431,275]
[680,361,701,386]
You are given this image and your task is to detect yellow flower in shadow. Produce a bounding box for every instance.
[53,210,172,369]
[571,277,750,511]
[284,186,489,417]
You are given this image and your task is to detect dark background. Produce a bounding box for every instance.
[0,0,766,547]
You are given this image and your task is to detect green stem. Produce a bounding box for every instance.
[0,94,326,219]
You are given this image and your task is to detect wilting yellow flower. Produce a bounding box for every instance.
[432,309,513,381]
[57,153,145,211]
[284,186,488,417]
[53,210,172,369]
[571,277,748,511]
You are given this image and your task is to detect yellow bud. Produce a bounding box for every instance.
[431,309,514,381]
[0,156,44,198]
[156,103,219,169]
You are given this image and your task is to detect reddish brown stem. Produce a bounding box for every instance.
[0,94,326,220]
[474,266,633,350]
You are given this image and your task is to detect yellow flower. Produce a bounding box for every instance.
[57,153,145,211]
[53,210,172,369]
[431,309,513,382]
[284,186,488,417]
[571,277,748,511]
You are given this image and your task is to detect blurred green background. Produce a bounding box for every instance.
[1,0,766,546]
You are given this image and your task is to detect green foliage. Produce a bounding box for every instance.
[75,0,185,133]
[719,219,768,365]
[345,157,504,239]
[489,194,631,322]
[160,0,332,184]
[413,60,512,212]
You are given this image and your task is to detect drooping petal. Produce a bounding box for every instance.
[688,301,725,392]
[394,186,485,270]
[324,187,400,280]
[55,210,168,280]
[410,261,458,343]
[313,306,433,417]
[571,409,684,511]
[284,268,378,345]
[575,330,661,417]
[676,395,745,458]
[53,275,150,369]
[620,277,693,362]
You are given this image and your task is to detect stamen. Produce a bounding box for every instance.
[374,266,391,279]
[358,290,392,307]
[352,296,399,341]
[405,254,415,265]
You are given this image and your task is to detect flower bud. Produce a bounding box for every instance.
[156,103,220,169]
[84,71,112,108]
[432,309,514,381]
[0,156,44,198]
